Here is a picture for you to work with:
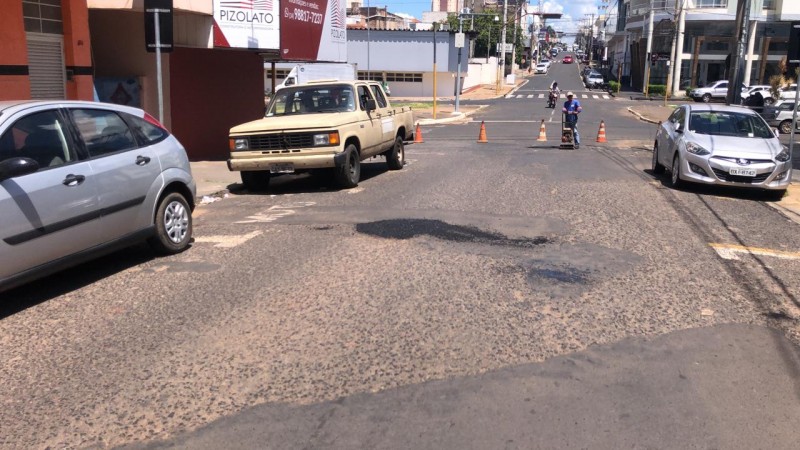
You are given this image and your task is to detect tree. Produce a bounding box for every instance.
[445,12,525,62]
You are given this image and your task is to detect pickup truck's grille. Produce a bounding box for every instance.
[247,133,316,151]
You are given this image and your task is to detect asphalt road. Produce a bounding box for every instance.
[2,54,800,449]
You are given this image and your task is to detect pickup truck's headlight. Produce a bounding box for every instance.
[313,132,340,146]
[685,142,711,155]
[776,145,791,162]
[230,138,248,151]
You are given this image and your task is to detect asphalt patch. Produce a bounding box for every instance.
[356,219,550,248]
[527,267,589,284]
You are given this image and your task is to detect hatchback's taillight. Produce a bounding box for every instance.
[143,112,167,130]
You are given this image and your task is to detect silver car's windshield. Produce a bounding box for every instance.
[688,111,773,139]
[267,84,356,116]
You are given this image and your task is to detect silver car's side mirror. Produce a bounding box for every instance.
[675,122,683,133]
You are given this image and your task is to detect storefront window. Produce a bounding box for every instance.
[695,0,727,7]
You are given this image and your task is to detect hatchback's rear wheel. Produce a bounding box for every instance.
[701,94,711,103]
[763,97,775,106]
[148,192,192,254]
[779,120,792,134]
[652,143,665,175]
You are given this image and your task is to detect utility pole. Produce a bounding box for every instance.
[433,22,437,119]
[726,0,752,105]
[643,0,655,96]
[498,0,509,93]
[671,0,686,96]
[455,13,466,113]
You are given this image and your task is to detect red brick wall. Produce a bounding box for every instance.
[0,1,31,99]
[169,48,263,161]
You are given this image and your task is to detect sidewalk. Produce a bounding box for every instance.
[628,105,800,222]
[399,73,528,125]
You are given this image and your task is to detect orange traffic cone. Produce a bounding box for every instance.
[596,120,608,143]
[536,119,547,142]
[477,121,488,143]
[414,123,424,143]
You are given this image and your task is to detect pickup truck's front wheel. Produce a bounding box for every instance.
[385,136,405,170]
[335,144,360,188]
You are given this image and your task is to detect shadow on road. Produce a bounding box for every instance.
[0,244,156,320]
[229,161,392,196]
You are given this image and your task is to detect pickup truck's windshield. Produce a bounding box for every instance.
[266,85,356,116]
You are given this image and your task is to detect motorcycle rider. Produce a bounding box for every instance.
[548,81,560,108]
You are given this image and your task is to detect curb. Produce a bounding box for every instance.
[627,107,661,125]
[416,105,488,125]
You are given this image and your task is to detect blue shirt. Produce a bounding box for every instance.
[562,99,582,123]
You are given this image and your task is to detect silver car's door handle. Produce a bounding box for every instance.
[136,155,151,166]
[62,174,85,186]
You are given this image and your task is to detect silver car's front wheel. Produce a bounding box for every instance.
[652,143,665,175]
[669,155,684,188]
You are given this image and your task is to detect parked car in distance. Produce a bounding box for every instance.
[757,84,799,106]
[760,100,800,134]
[585,71,604,88]
[540,58,551,68]
[652,104,791,199]
[689,80,729,102]
[535,63,549,74]
[562,55,573,64]
[741,84,770,101]
[0,100,196,292]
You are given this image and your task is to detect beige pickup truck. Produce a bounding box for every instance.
[228,80,414,190]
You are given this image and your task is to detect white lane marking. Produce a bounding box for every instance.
[603,95,610,99]
[538,93,544,98]
[516,95,524,98]
[581,94,588,99]
[527,94,534,98]
[236,202,316,224]
[505,94,514,99]
[709,243,800,261]
[348,187,365,194]
[195,230,262,248]
[560,94,566,99]
[592,95,599,99]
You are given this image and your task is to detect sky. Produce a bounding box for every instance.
[371,0,606,36]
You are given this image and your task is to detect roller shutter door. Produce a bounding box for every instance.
[26,33,66,100]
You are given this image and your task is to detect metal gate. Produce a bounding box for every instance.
[26,33,66,99]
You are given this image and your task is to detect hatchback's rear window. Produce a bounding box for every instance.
[124,113,169,144]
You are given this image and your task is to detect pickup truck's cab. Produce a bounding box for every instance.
[228,81,414,190]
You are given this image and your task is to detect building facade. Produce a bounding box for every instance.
[1,0,94,101]
[607,0,800,94]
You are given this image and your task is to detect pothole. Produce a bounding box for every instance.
[528,267,589,284]
[355,219,550,248]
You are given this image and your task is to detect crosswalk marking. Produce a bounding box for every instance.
[503,93,615,102]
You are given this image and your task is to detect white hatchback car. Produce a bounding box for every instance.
[535,63,549,74]
[653,104,792,199]
[0,100,196,292]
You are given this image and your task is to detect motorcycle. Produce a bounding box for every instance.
[547,90,558,108]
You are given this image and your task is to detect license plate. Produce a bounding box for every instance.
[270,163,294,174]
[729,168,756,177]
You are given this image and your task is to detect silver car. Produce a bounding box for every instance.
[0,100,196,292]
[652,104,792,198]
